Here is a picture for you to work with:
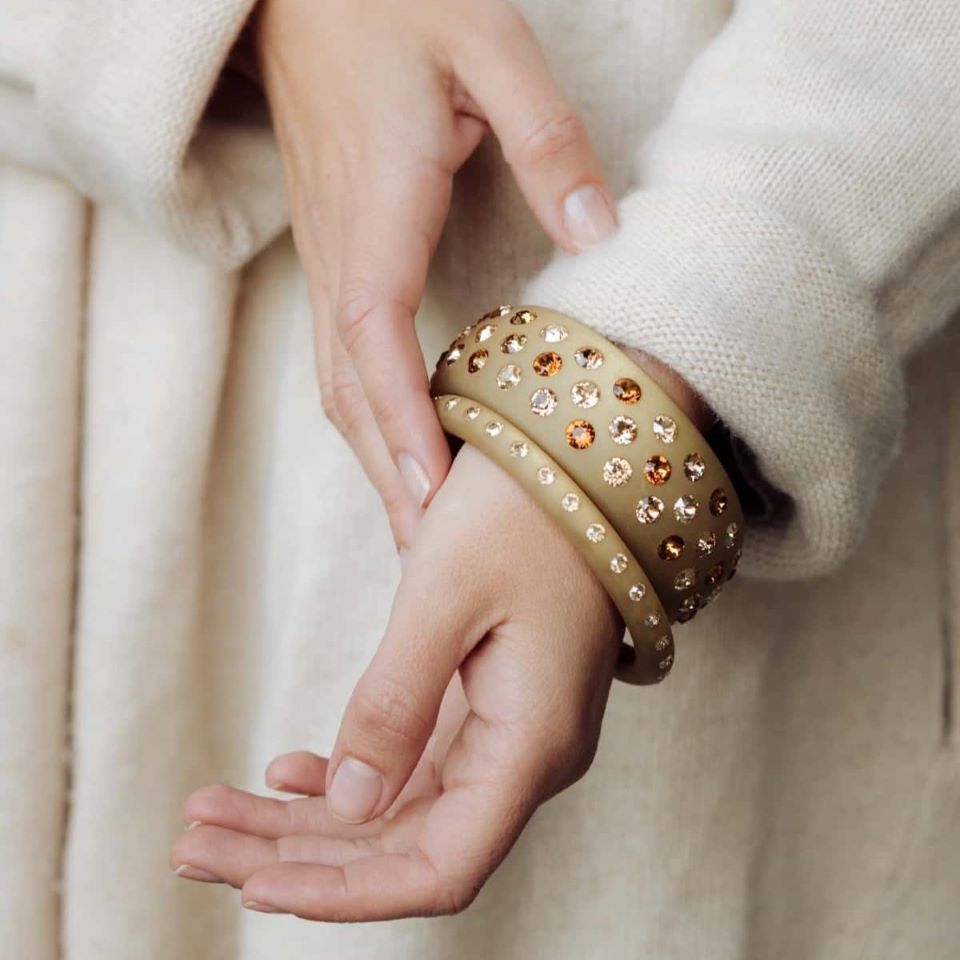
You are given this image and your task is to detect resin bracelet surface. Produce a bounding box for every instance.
[431,305,745,626]
[434,393,674,685]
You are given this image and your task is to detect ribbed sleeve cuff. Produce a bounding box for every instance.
[36,0,287,266]
[522,187,905,580]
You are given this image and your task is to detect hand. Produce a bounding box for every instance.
[255,0,616,550]
[171,443,622,919]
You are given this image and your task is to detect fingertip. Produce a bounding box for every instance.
[561,183,617,252]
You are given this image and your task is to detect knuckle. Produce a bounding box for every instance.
[511,109,588,171]
[349,675,431,749]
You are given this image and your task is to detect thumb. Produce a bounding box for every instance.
[325,544,493,824]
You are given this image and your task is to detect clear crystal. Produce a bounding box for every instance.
[585,523,606,543]
[574,346,604,369]
[496,364,522,389]
[683,453,706,481]
[459,324,474,339]
[697,532,717,557]
[565,419,596,450]
[464,406,480,420]
[476,323,496,342]
[481,305,512,320]
[674,567,697,591]
[510,309,536,325]
[570,380,600,409]
[710,488,729,516]
[609,415,637,445]
[659,655,674,670]
[529,387,558,416]
[443,397,459,410]
[643,455,672,485]
[673,495,699,523]
[628,583,646,601]
[725,522,739,546]
[467,350,488,373]
[610,553,629,574]
[561,493,580,512]
[655,635,670,651]
[603,457,632,486]
[541,324,569,343]
[652,415,678,443]
[635,496,664,524]
[501,333,527,354]
[484,421,503,437]
[537,466,555,485]
[445,343,464,365]
[509,440,528,458]
[533,351,563,376]
[643,612,661,628]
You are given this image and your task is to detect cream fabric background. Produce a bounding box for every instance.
[1,0,959,957]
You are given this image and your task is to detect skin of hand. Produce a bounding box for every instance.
[254,0,618,551]
[171,443,624,919]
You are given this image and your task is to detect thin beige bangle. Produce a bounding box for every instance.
[434,393,675,685]
[431,305,745,627]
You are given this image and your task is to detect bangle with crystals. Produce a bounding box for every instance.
[430,305,745,684]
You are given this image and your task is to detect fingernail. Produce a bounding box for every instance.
[327,757,383,823]
[185,820,202,832]
[397,453,430,508]
[174,864,222,883]
[243,900,281,913]
[563,184,616,250]
[266,781,286,791]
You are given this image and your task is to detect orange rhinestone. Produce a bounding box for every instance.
[613,378,642,403]
[710,488,729,516]
[643,454,672,485]
[658,535,685,560]
[533,351,563,376]
[565,419,596,449]
[467,350,488,373]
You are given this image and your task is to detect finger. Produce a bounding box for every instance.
[323,535,498,825]
[240,746,534,920]
[182,783,382,840]
[451,7,616,252]
[265,750,329,795]
[172,824,381,891]
[335,153,453,513]
[326,333,423,550]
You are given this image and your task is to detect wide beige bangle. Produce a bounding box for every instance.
[430,305,745,684]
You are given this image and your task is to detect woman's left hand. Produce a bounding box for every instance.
[170,442,622,919]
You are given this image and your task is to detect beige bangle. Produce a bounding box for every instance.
[430,305,745,674]
[434,393,674,685]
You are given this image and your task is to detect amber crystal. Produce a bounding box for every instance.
[613,378,642,404]
[510,309,536,325]
[565,419,596,449]
[643,454,672,485]
[533,351,563,376]
[467,350,488,373]
[710,488,729,516]
[658,535,684,560]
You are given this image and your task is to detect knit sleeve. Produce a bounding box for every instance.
[0,0,286,267]
[523,0,960,581]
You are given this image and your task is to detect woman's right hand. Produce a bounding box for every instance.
[255,0,616,550]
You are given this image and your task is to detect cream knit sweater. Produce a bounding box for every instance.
[2,0,958,580]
